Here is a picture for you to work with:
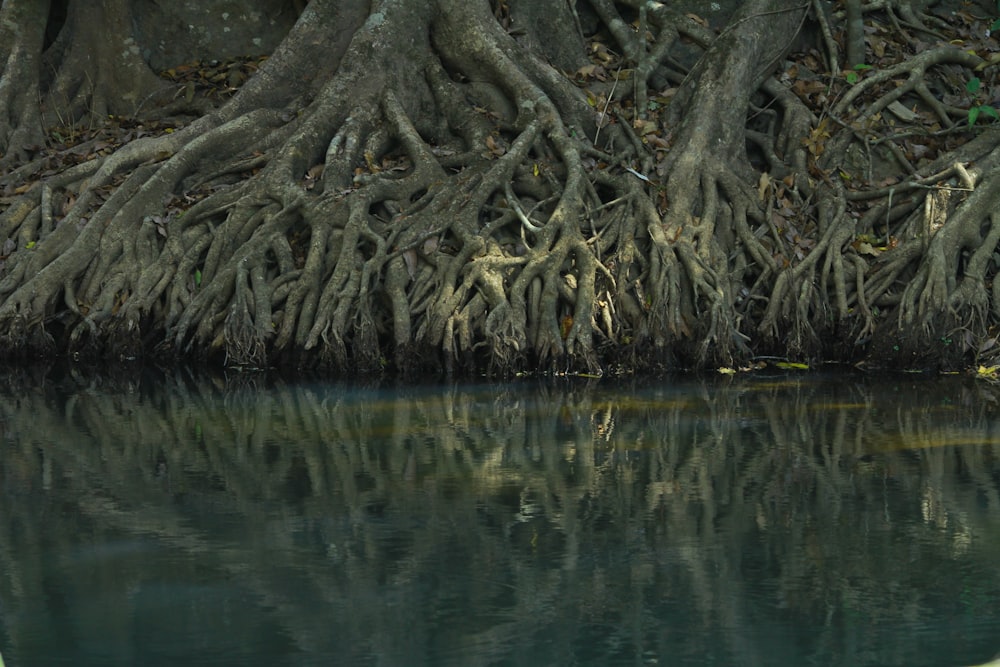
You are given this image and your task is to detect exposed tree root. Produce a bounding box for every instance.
[2,0,1000,375]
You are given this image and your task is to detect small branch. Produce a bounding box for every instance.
[594,66,622,147]
[811,0,840,73]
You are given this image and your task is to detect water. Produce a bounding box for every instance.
[1,368,999,666]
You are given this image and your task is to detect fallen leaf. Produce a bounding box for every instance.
[758,172,771,201]
[633,118,658,135]
[560,315,573,339]
[485,134,506,157]
[402,249,418,279]
[856,241,880,256]
[976,365,1000,379]
[887,101,917,122]
[685,13,709,28]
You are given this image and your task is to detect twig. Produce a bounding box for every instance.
[593,65,622,148]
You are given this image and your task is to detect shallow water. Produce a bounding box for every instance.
[1,369,999,666]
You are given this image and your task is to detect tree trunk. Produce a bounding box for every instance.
[42,0,170,122]
[649,0,808,362]
[0,0,51,162]
[1,0,999,375]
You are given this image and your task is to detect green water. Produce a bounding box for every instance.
[0,368,999,666]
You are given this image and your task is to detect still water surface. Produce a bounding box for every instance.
[1,369,999,666]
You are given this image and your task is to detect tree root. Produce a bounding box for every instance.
[3,0,1000,374]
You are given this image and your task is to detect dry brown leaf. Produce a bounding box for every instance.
[633,118,658,135]
[684,13,708,28]
[758,172,771,201]
[647,135,670,149]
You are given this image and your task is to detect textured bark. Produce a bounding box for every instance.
[132,0,300,71]
[0,0,51,162]
[42,0,171,123]
[647,0,808,362]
